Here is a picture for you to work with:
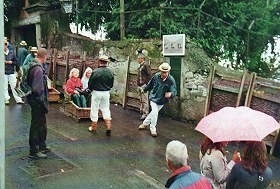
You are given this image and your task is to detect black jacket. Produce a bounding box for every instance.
[88,66,114,91]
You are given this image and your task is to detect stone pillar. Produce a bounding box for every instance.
[35,23,41,48]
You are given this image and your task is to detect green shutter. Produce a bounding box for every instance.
[169,57,181,96]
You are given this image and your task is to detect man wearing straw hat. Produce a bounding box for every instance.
[138,62,177,137]
[88,55,114,136]
[17,40,28,67]
[23,47,38,66]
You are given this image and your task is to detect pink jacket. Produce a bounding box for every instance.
[66,77,83,95]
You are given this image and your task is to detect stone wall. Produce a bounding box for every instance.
[56,33,212,121]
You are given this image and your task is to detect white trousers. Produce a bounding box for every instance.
[4,74,22,103]
[143,101,164,132]
[90,90,111,122]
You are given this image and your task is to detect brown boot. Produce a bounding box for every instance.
[104,119,111,136]
[88,121,97,133]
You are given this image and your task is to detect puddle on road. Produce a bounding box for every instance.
[19,152,79,179]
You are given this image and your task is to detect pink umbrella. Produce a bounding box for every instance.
[195,106,280,142]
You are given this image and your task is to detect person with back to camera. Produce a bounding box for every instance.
[88,55,114,136]
[165,140,213,189]
[138,62,177,137]
[226,141,272,189]
[199,137,241,189]
[66,68,87,108]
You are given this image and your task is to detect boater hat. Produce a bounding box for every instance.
[98,55,110,62]
[30,47,38,55]
[30,47,38,52]
[20,41,27,46]
[158,62,171,72]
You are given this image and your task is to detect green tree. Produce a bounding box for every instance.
[4,0,280,79]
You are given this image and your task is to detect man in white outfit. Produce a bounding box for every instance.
[88,55,114,136]
[4,40,24,104]
[138,63,177,137]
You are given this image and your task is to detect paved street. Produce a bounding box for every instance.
[5,99,280,189]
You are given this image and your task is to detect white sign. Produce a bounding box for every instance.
[163,34,185,56]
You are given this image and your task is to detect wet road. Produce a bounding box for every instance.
[5,100,280,189]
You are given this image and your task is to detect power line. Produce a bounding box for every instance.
[76,6,278,37]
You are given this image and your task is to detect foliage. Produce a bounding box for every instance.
[4,0,280,79]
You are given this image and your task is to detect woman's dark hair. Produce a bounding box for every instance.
[200,137,226,156]
[241,141,268,174]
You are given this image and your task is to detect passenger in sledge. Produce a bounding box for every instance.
[66,68,87,108]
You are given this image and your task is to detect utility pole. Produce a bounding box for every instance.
[0,0,5,188]
[76,0,78,34]
[120,0,125,40]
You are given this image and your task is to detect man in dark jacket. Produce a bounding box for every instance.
[88,55,114,136]
[136,53,152,120]
[27,48,50,159]
[4,40,24,104]
[138,62,177,137]
[165,140,213,189]
[17,40,28,67]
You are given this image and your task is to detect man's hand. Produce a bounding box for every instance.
[165,92,172,98]
[137,86,144,93]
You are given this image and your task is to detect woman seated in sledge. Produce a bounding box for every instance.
[66,68,87,108]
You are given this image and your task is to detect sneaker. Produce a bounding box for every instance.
[106,130,111,136]
[5,100,9,105]
[29,152,47,159]
[150,130,157,137]
[139,124,148,130]
[39,146,51,153]
[139,115,147,120]
[88,127,96,134]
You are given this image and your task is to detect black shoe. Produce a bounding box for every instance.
[39,147,51,153]
[29,152,47,159]
[106,130,111,136]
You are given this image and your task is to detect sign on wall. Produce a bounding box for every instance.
[163,34,185,56]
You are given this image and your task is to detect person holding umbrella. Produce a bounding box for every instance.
[226,141,272,189]
[199,137,241,189]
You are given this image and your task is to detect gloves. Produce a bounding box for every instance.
[137,86,145,93]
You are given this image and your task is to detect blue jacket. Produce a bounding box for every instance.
[144,72,177,105]
[165,166,213,189]
[5,50,18,74]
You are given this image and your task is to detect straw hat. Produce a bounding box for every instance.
[158,62,171,72]
[98,55,110,62]
[20,40,27,46]
[30,47,38,52]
